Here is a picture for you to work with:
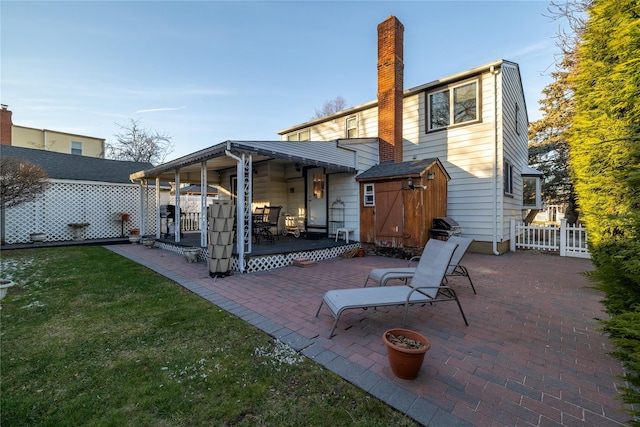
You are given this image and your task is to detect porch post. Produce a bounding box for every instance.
[174,170,181,243]
[200,162,208,247]
[155,177,161,239]
[138,181,145,236]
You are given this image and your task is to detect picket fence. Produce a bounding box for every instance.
[510,219,591,259]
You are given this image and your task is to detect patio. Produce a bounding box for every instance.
[109,243,630,426]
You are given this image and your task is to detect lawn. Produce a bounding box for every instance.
[0,246,418,426]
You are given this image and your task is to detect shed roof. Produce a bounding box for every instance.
[0,145,154,184]
[355,158,449,181]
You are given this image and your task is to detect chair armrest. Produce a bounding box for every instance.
[408,256,420,266]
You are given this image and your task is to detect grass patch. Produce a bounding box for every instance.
[1,247,418,426]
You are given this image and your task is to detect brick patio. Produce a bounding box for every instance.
[109,244,630,426]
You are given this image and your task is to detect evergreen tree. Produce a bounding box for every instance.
[569,0,640,418]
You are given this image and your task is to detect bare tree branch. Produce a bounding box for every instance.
[312,96,347,119]
[0,157,49,209]
[106,118,174,165]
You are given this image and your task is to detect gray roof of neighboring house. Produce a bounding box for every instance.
[356,158,448,180]
[0,145,154,184]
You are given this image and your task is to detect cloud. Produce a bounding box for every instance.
[135,106,187,114]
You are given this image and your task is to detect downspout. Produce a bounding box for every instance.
[491,65,501,255]
[225,149,246,273]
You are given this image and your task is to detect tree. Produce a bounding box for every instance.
[528,1,589,224]
[0,157,48,209]
[312,96,347,119]
[569,0,640,419]
[0,156,49,244]
[106,118,173,165]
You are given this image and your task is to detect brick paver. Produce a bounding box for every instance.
[109,245,630,426]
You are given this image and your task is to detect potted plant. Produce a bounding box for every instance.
[120,212,130,222]
[383,328,430,380]
[128,228,140,244]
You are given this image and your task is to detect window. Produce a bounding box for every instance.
[504,161,514,195]
[363,183,375,206]
[287,129,310,141]
[515,103,521,135]
[428,80,479,131]
[522,176,541,209]
[71,141,83,155]
[345,117,357,138]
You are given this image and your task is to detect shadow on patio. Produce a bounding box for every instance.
[109,244,630,426]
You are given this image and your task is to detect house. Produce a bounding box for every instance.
[278,16,540,255]
[0,105,105,158]
[129,16,540,272]
[0,145,161,244]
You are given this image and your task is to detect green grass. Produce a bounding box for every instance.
[1,247,418,426]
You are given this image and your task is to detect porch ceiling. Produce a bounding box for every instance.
[129,140,358,183]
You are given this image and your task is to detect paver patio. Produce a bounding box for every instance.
[109,244,631,426]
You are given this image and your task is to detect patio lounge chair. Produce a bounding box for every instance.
[316,239,468,338]
[363,236,476,294]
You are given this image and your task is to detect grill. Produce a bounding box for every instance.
[160,205,175,237]
[429,217,462,239]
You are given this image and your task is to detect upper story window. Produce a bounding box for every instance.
[427,79,479,131]
[287,129,310,141]
[71,141,83,155]
[345,117,357,138]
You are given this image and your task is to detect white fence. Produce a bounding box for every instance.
[510,219,590,259]
[3,179,157,244]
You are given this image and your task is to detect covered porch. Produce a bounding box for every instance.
[130,140,369,273]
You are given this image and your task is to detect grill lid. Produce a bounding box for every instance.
[432,217,460,230]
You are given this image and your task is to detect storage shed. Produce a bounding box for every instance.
[356,158,450,252]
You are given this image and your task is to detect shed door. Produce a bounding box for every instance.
[375,181,403,239]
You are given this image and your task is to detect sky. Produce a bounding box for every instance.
[1,0,566,161]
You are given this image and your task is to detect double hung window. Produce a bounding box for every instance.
[428,80,479,131]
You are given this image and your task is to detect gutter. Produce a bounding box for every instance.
[491,65,501,256]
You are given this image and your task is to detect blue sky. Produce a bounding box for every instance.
[2,1,564,160]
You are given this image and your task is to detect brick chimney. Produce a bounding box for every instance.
[377,16,404,163]
[1,104,13,145]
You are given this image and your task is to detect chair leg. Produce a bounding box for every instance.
[315,300,325,317]
[460,266,476,294]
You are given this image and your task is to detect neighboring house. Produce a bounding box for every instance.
[0,145,163,244]
[0,105,105,158]
[130,16,540,265]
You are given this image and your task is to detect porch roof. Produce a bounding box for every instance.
[130,140,358,182]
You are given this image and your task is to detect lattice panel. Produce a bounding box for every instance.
[243,243,359,273]
[4,180,157,244]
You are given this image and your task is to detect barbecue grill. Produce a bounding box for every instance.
[429,217,462,239]
[160,205,175,237]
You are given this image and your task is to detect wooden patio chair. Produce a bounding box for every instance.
[316,239,468,338]
[363,236,476,294]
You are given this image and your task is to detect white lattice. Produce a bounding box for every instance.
[4,179,157,244]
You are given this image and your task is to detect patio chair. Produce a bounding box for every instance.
[363,236,476,294]
[255,206,282,244]
[316,239,468,338]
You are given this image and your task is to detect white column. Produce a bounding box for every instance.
[155,177,161,239]
[200,162,208,247]
[174,170,181,243]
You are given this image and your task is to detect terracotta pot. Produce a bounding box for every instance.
[357,248,365,257]
[383,328,430,380]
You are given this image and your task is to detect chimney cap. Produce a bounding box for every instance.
[1,104,8,110]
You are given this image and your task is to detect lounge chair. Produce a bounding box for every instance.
[363,236,476,294]
[316,239,468,338]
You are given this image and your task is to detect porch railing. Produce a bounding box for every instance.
[510,219,590,259]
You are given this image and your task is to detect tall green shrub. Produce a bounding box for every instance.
[569,0,640,418]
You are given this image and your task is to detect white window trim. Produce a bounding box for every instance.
[427,78,481,132]
[71,141,83,155]
[345,116,357,139]
[363,183,375,206]
[287,128,310,141]
[504,161,514,196]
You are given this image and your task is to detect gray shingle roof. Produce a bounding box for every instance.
[0,145,153,184]
[356,158,442,180]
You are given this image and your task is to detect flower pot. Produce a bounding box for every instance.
[357,248,365,257]
[129,235,141,244]
[383,328,430,380]
[30,232,46,243]
[183,247,201,263]
[0,279,15,300]
[141,236,155,248]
